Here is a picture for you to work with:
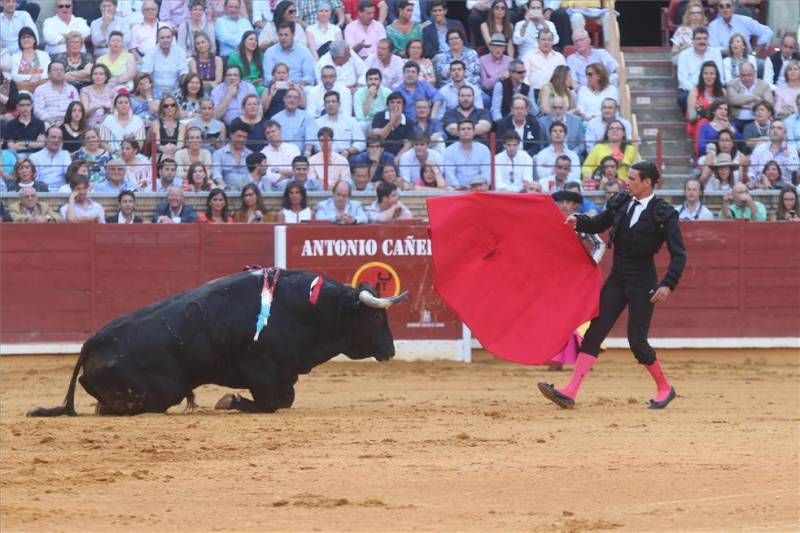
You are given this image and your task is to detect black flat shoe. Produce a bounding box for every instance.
[537,382,575,409]
[647,386,676,409]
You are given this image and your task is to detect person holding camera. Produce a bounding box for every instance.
[719,182,767,221]
[512,0,558,59]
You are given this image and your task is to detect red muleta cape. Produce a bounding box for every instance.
[427,193,602,365]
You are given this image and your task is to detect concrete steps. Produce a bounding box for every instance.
[633,107,685,123]
[624,47,695,190]
[627,76,680,91]
[630,90,681,109]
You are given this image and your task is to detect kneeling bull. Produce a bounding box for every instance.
[29,268,406,416]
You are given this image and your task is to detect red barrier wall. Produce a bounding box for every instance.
[0,225,274,343]
[1,222,798,345]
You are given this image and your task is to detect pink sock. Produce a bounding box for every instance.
[558,353,597,399]
[645,359,672,401]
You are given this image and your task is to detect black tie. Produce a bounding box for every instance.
[625,199,641,227]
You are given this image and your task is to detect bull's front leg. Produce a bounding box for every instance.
[214,383,295,413]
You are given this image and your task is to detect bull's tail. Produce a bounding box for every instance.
[27,343,90,417]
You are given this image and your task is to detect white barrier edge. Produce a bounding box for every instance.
[274,225,287,269]
[460,324,472,363]
[1,343,83,355]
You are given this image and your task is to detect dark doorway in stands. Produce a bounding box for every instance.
[618,0,670,47]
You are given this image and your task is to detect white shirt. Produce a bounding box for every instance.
[676,46,724,91]
[314,113,366,153]
[117,211,137,223]
[584,115,632,151]
[316,51,367,89]
[307,23,343,51]
[534,144,581,182]
[250,0,274,25]
[627,192,654,227]
[438,81,485,120]
[59,199,106,222]
[522,48,566,90]
[305,82,354,118]
[42,14,91,55]
[397,148,442,183]
[260,142,301,189]
[494,150,534,192]
[29,148,72,191]
[763,54,795,89]
[363,53,404,89]
[1,11,38,55]
[576,85,619,122]
[675,201,714,221]
[512,19,558,59]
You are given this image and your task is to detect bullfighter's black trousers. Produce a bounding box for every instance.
[579,278,658,365]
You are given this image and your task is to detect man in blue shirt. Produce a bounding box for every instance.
[708,1,772,55]
[215,0,253,58]
[211,121,253,190]
[272,87,318,155]
[263,21,315,86]
[442,119,491,190]
[141,26,188,98]
[314,180,368,224]
[394,61,443,121]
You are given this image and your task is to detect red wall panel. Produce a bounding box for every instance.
[0,224,274,342]
[0,221,797,344]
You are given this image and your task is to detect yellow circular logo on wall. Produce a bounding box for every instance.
[351,261,401,297]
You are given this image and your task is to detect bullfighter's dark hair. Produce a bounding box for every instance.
[630,160,660,185]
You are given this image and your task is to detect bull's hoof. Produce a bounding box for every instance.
[214,393,239,410]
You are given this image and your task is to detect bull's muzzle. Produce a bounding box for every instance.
[358,290,409,309]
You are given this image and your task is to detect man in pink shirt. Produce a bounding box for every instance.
[343,0,385,59]
[159,0,190,28]
[480,33,512,93]
[522,28,565,92]
[129,0,169,59]
[364,38,404,89]
[32,61,79,126]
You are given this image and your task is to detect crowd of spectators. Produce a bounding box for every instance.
[0,0,797,224]
[673,0,800,214]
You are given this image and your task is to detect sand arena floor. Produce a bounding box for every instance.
[1,349,798,532]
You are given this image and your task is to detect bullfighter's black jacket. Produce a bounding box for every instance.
[574,192,687,291]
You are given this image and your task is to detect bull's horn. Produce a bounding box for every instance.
[359,290,409,309]
[387,291,409,305]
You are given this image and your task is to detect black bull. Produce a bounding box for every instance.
[29,269,407,416]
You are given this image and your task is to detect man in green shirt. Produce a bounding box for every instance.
[719,183,768,221]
